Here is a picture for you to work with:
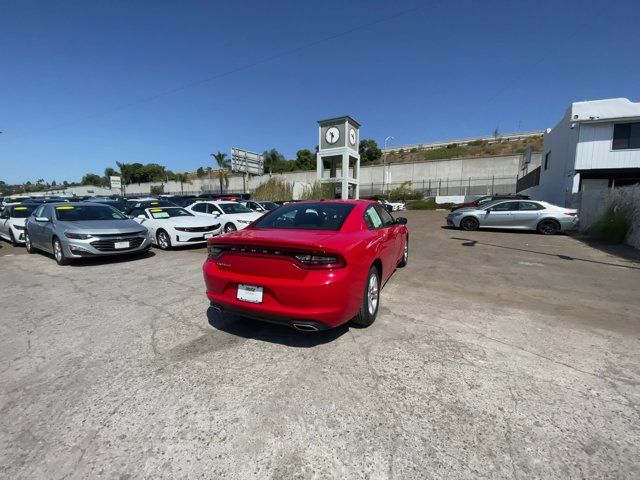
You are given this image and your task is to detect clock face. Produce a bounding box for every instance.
[349,128,357,146]
[325,127,340,145]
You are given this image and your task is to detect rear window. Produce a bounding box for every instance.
[253,203,355,231]
[54,205,127,221]
[9,205,37,218]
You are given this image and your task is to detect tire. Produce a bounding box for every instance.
[25,232,36,254]
[460,216,480,231]
[224,223,237,233]
[156,230,172,250]
[52,237,70,265]
[398,236,408,268]
[9,230,18,247]
[351,266,381,327]
[537,219,560,235]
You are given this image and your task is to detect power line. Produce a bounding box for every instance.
[5,2,434,141]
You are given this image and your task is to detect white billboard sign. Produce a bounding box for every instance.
[110,176,122,189]
[231,147,264,176]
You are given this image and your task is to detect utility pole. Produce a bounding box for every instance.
[383,136,394,196]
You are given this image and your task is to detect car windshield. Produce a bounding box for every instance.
[476,197,493,205]
[8,205,37,218]
[54,205,127,221]
[218,203,252,214]
[260,202,278,210]
[148,207,193,219]
[253,202,355,231]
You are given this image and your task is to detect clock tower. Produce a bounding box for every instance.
[316,115,361,199]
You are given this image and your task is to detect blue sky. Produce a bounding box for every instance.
[1,0,638,184]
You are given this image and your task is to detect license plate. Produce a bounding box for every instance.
[237,284,263,303]
[204,233,214,239]
[114,241,130,249]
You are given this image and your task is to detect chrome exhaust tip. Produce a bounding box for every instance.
[293,323,319,332]
[210,304,224,313]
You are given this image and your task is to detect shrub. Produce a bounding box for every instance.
[588,202,633,243]
[387,181,421,202]
[406,199,437,210]
[300,181,334,200]
[252,177,293,201]
[150,185,164,195]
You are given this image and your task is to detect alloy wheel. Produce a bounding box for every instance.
[54,240,63,262]
[224,223,237,233]
[367,273,379,316]
[158,232,170,249]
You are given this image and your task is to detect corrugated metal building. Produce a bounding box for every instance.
[519,98,640,205]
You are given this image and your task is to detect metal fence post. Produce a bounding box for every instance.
[491,176,495,194]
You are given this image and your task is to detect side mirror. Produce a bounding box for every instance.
[35,216,49,222]
[395,217,408,225]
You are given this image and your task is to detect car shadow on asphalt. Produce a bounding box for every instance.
[68,250,156,267]
[206,307,349,347]
[450,235,640,270]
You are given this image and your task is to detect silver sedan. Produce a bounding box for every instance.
[446,199,579,235]
[24,203,151,265]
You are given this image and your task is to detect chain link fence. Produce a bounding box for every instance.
[358,176,519,198]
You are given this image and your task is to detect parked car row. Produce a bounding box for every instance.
[0,196,278,265]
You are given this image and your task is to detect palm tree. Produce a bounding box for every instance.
[211,152,231,193]
[174,173,191,194]
[116,162,128,195]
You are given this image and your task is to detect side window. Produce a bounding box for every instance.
[33,205,45,218]
[490,202,519,212]
[519,202,544,211]
[209,204,223,215]
[0,208,8,219]
[374,205,395,227]
[544,152,551,170]
[192,203,206,213]
[130,209,147,218]
[364,206,384,229]
[42,206,53,220]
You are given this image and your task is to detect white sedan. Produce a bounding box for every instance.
[186,201,263,233]
[0,204,38,245]
[129,206,222,250]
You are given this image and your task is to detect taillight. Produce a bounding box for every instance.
[293,253,345,269]
[207,245,223,259]
[564,211,578,216]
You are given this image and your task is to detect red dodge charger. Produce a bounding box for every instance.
[203,200,409,331]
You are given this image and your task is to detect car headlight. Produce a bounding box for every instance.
[451,212,463,217]
[64,231,94,240]
[12,225,25,231]
[237,219,252,224]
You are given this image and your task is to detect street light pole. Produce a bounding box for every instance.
[382,136,394,196]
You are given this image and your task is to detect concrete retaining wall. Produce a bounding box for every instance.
[121,154,536,198]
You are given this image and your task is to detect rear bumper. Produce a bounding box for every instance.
[202,258,361,329]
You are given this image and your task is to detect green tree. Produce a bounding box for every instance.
[211,152,230,193]
[196,167,206,178]
[359,139,382,165]
[104,167,117,178]
[262,148,286,173]
[295,149,315,170]
[174,172,191,194]
[81,173,103,186]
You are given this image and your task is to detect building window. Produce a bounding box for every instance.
[613,122,640,150]
[544,152,551,170]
